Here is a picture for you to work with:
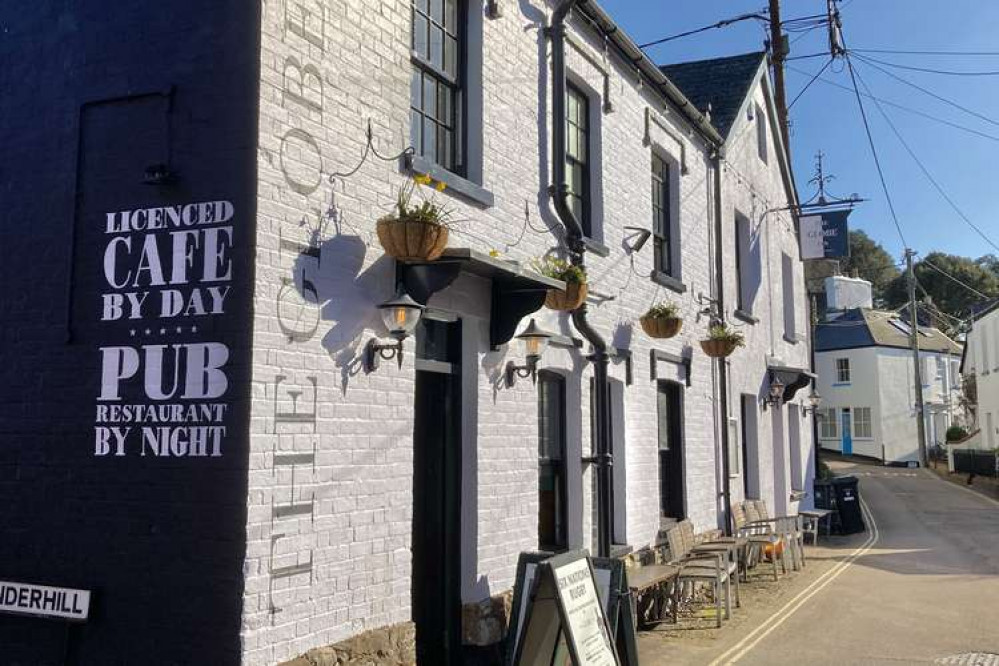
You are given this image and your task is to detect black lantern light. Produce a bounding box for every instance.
[763,372,786,410]
[364,286,424,372]
[505,318,553,387]
[805,388,823,416]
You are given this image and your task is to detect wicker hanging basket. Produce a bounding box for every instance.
[544,282,588,311]
[639,315,683,339]
[376,217,449,262]
[700,338,740,358]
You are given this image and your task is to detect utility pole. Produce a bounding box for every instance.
[906,249,928,466]
[768,0,791,151]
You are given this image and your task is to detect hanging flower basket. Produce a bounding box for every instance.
[376,176,452,262]
[700,324,745,358]
[641,315,683,339]
[532,256,589,312]
[376,217,449,262]
[544,281,589,311]
[640,302,683,339]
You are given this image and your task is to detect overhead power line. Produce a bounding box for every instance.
[851,52,999,129]
[786,64,999,144]
[637,12,765,49]
[843,52,908,248]
[788,57,834,108]
[857,54,999,77]
[849,61,999,254]
[853,47,999,57]
[922,259,993,300]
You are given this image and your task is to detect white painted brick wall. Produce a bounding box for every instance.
[242,1,813,663]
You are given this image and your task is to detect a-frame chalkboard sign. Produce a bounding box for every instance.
[506,550,636,666]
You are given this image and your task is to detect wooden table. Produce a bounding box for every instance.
[800,508,833,544]
[627,563,679,629]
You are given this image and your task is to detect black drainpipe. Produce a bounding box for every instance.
[711,148,733,536]
[551,0,613,559]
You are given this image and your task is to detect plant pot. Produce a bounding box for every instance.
[640,315,683,339]
[544,282,588,311]
[700,338,739,358]
[376,217,449,262]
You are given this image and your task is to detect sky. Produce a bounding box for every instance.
[598,0,999,264]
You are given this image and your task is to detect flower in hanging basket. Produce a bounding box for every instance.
[376,177,453,262]
[700,324,745,358]
[532,256,588,311]
[640,302,683,339]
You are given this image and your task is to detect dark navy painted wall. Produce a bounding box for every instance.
[0,2,259,664]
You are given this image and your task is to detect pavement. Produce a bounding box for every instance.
[638,458,999,665]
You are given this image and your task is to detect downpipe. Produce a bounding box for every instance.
[711,148,733,535]
[550,0,613,559]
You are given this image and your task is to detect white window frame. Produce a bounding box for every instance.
[853,407,873,439]
[836,358,851,383]
[819,408,839,439]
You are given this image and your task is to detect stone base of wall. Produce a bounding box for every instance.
[279,622,416,666]
[461,590,513,647]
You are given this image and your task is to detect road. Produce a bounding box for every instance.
[723,462,999,665]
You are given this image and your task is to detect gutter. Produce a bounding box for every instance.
[551,0,613,559]
[573,1,724,148]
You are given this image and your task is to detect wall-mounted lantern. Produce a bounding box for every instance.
[505,319,553,387]
[805,389,823,416]
[364,287,424,372]
[763,372,786,410]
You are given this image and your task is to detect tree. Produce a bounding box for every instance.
[883,251,999,322]
[838,230,900,305]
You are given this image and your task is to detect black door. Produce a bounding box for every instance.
[656,381,685,520]
[538,370,567,551]
[411,317,462,665]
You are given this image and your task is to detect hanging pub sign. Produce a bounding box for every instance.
[508,550,620,666]
[800,209,850,259]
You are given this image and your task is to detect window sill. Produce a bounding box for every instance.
[734,309,758,325]
[406,154,495,207]
[783,333,802,344]
[652,271,687,294]
[831,382,851,387]
[581,236,610,257]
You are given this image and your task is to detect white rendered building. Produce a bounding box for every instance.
[962,301,999,447]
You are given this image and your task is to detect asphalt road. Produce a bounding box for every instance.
[728,462,999,665]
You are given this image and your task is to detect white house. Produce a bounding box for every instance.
[962,300,999,447]
[242,1,814,663]
[815,278,962,463]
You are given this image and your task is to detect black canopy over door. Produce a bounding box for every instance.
[412,317,462,665]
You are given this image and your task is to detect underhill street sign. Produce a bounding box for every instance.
[0,581,91,621]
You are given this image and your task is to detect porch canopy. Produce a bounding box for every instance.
[766,360,817,403]
[399,247,564,349]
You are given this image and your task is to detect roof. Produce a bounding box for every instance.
[659,52,766,138]
[816,308,962,355]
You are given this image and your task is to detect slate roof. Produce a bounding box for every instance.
[659,52,766,138]
[816,308,962,355]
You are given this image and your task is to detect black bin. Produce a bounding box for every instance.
[832,476,866,534]
[813,479,834,510]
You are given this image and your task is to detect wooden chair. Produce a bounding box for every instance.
[732,501,783,582]
[665,521,738,627]
[750,500,805,571]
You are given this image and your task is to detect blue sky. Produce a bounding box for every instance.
[598,0,999,263]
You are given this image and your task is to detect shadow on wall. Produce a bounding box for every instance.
[287,231,396,394]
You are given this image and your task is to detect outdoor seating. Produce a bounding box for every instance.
[732,501,784,581]
[750,500,806,571]
[800,508,833,544]
[666,520,739,627]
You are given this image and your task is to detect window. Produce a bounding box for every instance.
[854,407,873,439]
[756,103,767,163]
[819,408,838,439]
[538,371,567,551]
[889,319,912,337]
[657,381,685,519]
[651,153,673,276]
[740,395,760,499]
[411,0,462,172]
[836,358,851,383]
[788,405,803,491]
[735,213,755,314]
[782,252,796,340]
[566,83,591,237]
